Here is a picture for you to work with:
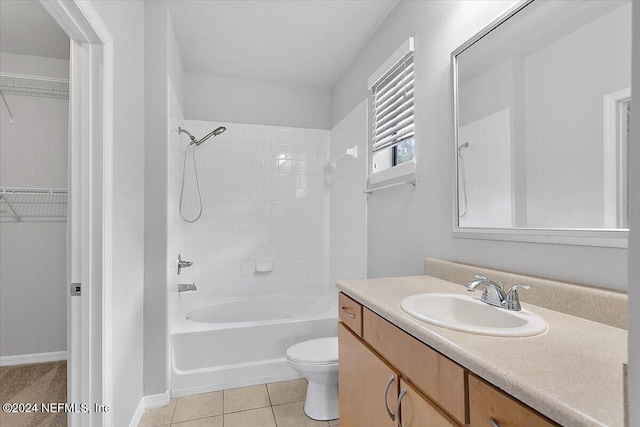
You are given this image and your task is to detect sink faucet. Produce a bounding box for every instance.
[465,274,506,308]
[465,274,531,311]
[178,283,197,293]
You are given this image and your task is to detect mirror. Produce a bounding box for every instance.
[453,0,631,235]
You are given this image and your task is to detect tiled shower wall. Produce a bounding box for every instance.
[329,101,368,286]
[168,120,330,296]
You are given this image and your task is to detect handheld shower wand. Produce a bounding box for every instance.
[178,126,226,146]
[177,125,228,223]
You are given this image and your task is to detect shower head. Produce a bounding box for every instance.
[178,126,227,146]
[458,142,469,152]
[196,126,226,146]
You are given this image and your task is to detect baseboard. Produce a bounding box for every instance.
[128,396,145,427]
[144,391,170,409]
[127,391,170,427]
[0,351,67,367]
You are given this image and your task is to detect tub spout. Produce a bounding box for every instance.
[178,283,197,293]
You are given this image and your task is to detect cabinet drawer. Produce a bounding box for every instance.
[399,379,457,427]
[339,293,363,337]
[468,374,558,427]
[363,308,466,425]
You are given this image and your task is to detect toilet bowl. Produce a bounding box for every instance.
[286,337,339,421]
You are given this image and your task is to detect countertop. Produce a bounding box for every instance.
[336,275,627,427]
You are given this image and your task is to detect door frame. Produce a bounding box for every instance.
[39,1,114,426]
[603,87,631,228]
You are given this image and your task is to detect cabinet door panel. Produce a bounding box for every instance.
[339,323,397,427]
[399,379,458,427]
[363,308,467,424]
[468,374,558,427]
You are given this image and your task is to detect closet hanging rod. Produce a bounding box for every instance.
[1,187,67,195]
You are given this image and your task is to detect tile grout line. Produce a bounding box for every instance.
[266,384,278,427]
[170,396,177,425]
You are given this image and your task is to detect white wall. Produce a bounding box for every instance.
[329,100,368,286]
[89,1,146,426]
[330,0,627,290]
[168,120,330,301]
[627,2,639,424]
[184,73,331,130]
[524,4,631,228]
[0,53,68,358]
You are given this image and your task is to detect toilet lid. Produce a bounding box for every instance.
[286,337,338,365]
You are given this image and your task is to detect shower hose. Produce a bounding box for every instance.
[179,143,203,223]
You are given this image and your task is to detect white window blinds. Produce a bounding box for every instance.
[371,54,414,153]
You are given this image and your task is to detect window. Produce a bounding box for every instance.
[369,38,415,179]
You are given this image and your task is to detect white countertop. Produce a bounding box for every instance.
[336,275,627,427]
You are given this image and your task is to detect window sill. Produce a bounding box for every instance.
[368,160,416,188]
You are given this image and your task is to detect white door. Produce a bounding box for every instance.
[41,1,114,426]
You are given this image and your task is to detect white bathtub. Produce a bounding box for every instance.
[170,293,338,396]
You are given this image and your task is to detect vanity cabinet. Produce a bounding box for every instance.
[363,308,466,424]
[338,292,559,427]
[338,323,397,427]
[398,379,457,427]
[339,323,455,427]
[339,292,363,337]
[468,374,556,427]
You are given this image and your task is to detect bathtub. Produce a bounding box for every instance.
[170,293,338,396]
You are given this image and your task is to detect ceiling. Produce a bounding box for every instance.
[0,0,69,59]
[167,0,399,87]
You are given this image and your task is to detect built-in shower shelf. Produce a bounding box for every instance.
[0,187,67,222]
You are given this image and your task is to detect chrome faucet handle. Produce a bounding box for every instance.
[480,281,506,307]
[504,284,531,311]
[465,274,505,308]
[178,254,193,275]
[466,273,492,291]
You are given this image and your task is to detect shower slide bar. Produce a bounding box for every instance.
[364,177,417,194]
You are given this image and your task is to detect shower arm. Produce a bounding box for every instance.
[178,127,198,145]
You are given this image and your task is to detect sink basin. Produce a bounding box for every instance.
[400,293,547,337]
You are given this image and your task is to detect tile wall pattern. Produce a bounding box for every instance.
[168,120,331,296]
[329,101,367,286]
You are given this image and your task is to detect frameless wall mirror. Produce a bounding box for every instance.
[452,0,631,247]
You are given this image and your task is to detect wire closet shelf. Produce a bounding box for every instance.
[0,187,68,222]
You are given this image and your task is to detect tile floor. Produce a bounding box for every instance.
[140,379,339,427]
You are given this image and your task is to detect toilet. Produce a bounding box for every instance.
[286,337,339,421]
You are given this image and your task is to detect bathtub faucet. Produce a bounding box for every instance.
[178,254,193,275]
[178,283,197,293]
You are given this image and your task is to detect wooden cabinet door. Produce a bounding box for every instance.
[339,323,398,427]
[363,308,467,424]
[468,374,558,427]
[398,379,458,427]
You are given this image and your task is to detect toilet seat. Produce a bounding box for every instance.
[286,337,338,365]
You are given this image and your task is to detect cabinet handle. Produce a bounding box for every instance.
[341,306,356,319]
[383,375,396,421]
[490,417,500,427]
[395,387,407,427]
